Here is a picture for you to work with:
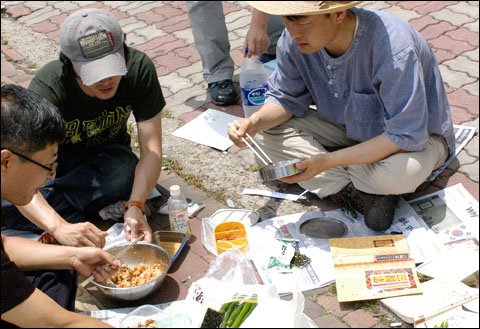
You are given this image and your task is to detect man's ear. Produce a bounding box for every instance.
[1,149,13,173]
[335,10,348,24]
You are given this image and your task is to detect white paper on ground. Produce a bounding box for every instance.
[171,109,242,151]
[380,279,479,324]
[242,188,307,200]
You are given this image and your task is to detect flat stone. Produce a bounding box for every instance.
[446,1,480,18]
[439,65,476,89]
[18,7,61,26]
[463,19,479,32]
[172,28,195,45]
[430,8,476,26]
[315,294,356,317]
[443,55,479,79]
[463,48,479,61]
[383,6,421,22]
[313,314,349,328]
[225,8,251,24]
[158,71,195,94]
[342,309,381,328]
[463,80,479,97]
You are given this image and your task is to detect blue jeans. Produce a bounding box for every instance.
[1,144,138,233]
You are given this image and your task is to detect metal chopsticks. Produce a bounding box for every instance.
[228,120,273,166]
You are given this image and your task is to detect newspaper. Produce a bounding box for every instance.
[426,124,477,181]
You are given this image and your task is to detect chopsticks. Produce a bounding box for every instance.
[79,233,145,288]
[228,120,273,166]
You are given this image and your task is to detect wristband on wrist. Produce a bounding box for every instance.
[123,200,145,214]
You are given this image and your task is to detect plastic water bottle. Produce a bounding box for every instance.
[240,51,269,118]
[167,185,191,238]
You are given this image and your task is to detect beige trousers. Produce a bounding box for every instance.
[255,110,448,198]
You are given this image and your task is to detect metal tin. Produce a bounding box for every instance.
[299,217,348,239]
[152,231,188,263]
[259,158,304,181]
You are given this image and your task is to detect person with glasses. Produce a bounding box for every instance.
[2,8,166,245]
[1,84,119,327]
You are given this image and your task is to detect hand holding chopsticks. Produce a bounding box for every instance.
[228,120,273,166]
[79,233,145,288]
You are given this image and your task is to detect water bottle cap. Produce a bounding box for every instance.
[170,185,181,196]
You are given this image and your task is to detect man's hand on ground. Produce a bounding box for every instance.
[52,222,108,248]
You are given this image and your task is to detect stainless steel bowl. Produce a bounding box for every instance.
[259,158,304,181]
[92,242,171,301]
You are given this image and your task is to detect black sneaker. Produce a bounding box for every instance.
[330,183,398,231]
[207,79,238,106]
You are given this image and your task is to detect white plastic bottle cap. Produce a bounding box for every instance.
[170,185,181,196]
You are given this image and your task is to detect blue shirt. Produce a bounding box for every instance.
[266,7,455,155]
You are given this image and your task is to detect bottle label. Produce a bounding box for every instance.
[170,212,190,235]
[241,83,268,106]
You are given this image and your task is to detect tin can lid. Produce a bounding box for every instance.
[209,208,260,226]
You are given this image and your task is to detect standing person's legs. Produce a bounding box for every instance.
[1,144,138,232]
[186,1,233,84]
[266,15,285,56]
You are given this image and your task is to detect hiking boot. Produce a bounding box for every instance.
[330,183,399,231]
[207,79,238,106]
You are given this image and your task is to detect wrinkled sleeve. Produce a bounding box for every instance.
[265,40,312,117]
[377,46,429,151]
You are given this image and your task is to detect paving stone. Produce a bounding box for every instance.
[132,25,166,41]
[162,20,191,34]
[176,61,203,79]
[465,134,479,158]
[5,3,31,18]
[153,51,192,73]
[358,2,391,11]
[121,20,147,34]
[31,20,58,33]
[315,294,357,317]
[446,1,480,18]
[226,15,251,31]
[463,80,479,97]
[444,172,479,200]
[118,15,138,28]
[463,48,480,61]
[314,314,349,328]
[152,3,184,18]
[116,1,153,12]
[172,28,195,46]
[1,45,24,62]
[176,44,201,63]
[135,34,176,51]
[222,1,243,15]
[124,2,164,15]
[443,55,479,79]
[23,1,49,11]
[163,84,207,116]
[52,1,79,12]
[343,309,381,328]
[463,19,479,32]
[430,8,476,26]
[440,64,476,89]
[18,7,61,26]
[397,1,429,10]
[413,1,458,15]
[125,33,148,47]
[383,5,421,22]
[433,49,456,64]
[225,8,251,24]
[135,11,165,24]
[101,1,130,9]
[447,88,479,114]
[71,1,97,7]
[303,297,327,320]
[48,12,68,26]
[158,71,195,93]
[409,15,439,32]
[459,161,479,182]
[447,27,479,47]
[420,21,457,40]
[450,105,477,125]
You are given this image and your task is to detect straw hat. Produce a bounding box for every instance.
[246,1,363,16]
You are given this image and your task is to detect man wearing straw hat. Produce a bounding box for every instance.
[228,1,454,231]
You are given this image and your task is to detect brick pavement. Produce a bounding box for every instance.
[1,1,478,328]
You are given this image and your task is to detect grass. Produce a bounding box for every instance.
[249,164,261,172]
[328,282,337,295]
[161,108,174,119]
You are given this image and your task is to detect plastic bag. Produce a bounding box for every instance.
[204,249,259,285]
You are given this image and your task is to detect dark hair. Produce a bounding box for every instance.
[285,13,330,21]
[1,84,66,155]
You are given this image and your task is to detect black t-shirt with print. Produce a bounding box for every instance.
[29,45,165,154]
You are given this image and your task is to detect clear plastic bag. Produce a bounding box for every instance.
[204,249,259,285]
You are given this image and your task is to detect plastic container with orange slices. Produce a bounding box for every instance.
[214,221,249,254]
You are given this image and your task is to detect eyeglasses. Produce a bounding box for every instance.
[3,148,57,178]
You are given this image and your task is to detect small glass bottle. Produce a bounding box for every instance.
[167,185,191,238]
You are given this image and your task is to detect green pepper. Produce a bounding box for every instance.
[230,301,251,328]
[220,301,237,328]
[218,302,231,315]
[227,302,244,326]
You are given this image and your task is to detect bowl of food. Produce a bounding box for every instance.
[259,158,304,181]
[92,242,171,301]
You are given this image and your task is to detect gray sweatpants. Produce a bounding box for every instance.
[254,110,449,198]
[186,1,285,84]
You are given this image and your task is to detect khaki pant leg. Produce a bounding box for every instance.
[255,111,449,198]
[347,134,448,195]
[255,111,358,198]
